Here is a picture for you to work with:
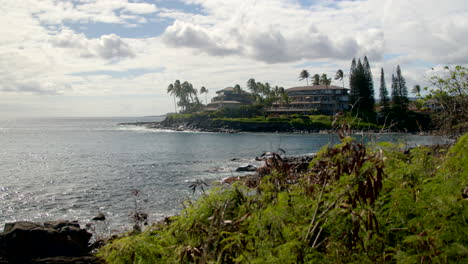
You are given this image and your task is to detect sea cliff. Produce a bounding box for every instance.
[121,113,382,133]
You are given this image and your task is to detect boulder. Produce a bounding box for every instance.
[236,165,257,172]
[0,220,92,263]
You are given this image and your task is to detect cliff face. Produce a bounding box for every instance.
[159,115,328,133]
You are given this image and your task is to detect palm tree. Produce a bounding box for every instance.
[312,74,320,85]
[320,74,332,86]
[299,70,310,85]
[200,86,208,104]
[412,84,421,97]
[167,81,181,114]
[335,69,344,88]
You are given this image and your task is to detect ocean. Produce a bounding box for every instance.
[0,117,451,232]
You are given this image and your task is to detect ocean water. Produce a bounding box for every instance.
[0,117,451,232]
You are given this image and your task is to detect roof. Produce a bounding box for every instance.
[286,85,348,92]
[216,87,251,95]
[207,100,242,105]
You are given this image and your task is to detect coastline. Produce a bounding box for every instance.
[119,121,357,134]
[118,120,435,135]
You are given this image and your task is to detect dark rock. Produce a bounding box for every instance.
[0,221,92,263]
[44,220,80,230]
[236,165,257,172]
[91,212,106,221]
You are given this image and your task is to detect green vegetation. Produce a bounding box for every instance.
[391,65,409,111]
[98,134,467,263]
[425,65,468,135]
[214,115,379,130]
[164,63,466,134]
[379,67,390,113]
[299,70,310,85]
[167,80,205,113]
[161,112,382,131]
[246,79,287,107]
[349,56,375,120]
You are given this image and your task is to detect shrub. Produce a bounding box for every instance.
[99,134,468,264]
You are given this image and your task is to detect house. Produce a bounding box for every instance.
[422,98,442,111]
[268,85,350,115]
[205,87,253,111]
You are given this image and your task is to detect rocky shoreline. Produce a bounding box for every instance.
[119,120,334,134]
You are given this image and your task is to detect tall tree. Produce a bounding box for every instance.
[247,78,262,104]
[200,86,208,104]
[335,69,344,88]
[167,83,178,114]
[379,68,389,112]
[312,74,320,85]
[167,80,182,113]
[319,74,332,86]
[362,56,375,109]
[349,57,375,116]
[349,58,358,105]
[391,65,409,110]
[299,70,310,85]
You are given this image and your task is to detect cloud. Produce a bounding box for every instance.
[32,0,158,25]
[382,0,468,64]
[51,29,135,60]
[0,80,60,95]
[162,21,239,56]
[69,67,165,78]
[160,0,383,63]
[96,34,135,59]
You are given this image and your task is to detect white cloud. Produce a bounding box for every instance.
[162,21,239,56]
[382,0,468,64]
[160,0,384,63]
[31,0,157,25]
[50,29,135,59]
[96,34,135,59]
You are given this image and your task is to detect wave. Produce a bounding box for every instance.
[116,125,215,134]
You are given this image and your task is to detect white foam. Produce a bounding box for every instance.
[117,125,216,134]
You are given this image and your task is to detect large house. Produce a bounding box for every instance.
[269,85,350,115]
[205,87,253,111]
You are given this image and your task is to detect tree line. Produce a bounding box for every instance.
[167,80,208,114]
[299,70,332,86]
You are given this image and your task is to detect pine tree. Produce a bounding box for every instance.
[349,57,375,118]
[379,68,389,112]
[349,58,358,105]
[362,56,375,111]
[391,65,409,110]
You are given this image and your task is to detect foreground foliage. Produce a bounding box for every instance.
[99,134,468,263]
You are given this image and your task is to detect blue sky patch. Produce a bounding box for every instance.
[65,18,172,39]
[157,0,204,14]
[69,67,165,78]
[294,61,330,69]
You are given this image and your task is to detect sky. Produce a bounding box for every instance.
[1,0,467,117]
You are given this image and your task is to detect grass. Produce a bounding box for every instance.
[214,114,381,130]
[98,134,468,264]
